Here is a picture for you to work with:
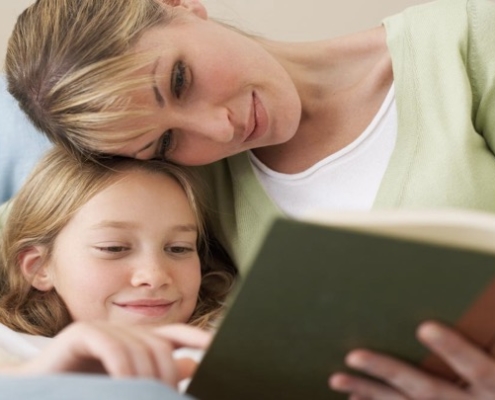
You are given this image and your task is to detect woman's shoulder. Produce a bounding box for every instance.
[386,0,495,96]
[384,0,470,35]
[383,0,487,68]
[385,0,494,35]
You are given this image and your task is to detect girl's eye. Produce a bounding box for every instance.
[96,246,129,253]
[166,246,195,255]
[171,61,188,99]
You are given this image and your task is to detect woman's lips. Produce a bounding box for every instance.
[245,91,268,143]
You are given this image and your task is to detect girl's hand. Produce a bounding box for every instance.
[9,321,211,388]
[329,321,495,399]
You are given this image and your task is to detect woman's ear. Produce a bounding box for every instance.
[159,0,208,20]
[19,246,54,292]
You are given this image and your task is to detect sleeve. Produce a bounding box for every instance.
[0,375,193,400]
[0,76,52,203]
[468,0,495,155]
[0,201,12,233]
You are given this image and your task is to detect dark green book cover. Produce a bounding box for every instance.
[187,217,495,400]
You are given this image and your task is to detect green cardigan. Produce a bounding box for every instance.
[196,0,495,275]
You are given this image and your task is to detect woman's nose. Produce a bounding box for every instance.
[179,104,234,143]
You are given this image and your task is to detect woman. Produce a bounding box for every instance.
[5,0,495,398]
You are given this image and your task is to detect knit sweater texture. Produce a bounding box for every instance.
[195,0,495,275]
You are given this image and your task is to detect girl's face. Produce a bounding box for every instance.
[42,170,201,327]
[115,6,302,165]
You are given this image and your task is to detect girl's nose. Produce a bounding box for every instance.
[130,253,172,288]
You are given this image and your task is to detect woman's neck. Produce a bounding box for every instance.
[253,27,393,174]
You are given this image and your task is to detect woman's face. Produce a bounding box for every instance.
[42,170,201,328]
[116,8,302,165]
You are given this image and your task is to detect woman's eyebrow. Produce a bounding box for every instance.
[152,59,165,108]
[133,141,155,158]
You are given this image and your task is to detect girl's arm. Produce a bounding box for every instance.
[0,321,211,388]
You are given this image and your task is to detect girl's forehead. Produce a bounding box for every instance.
[64,169,195,227]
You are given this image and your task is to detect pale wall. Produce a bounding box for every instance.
[1,0,425,68]
[202,0,425,40]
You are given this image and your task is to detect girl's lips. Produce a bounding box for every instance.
[245,91,268,143]
[115,300,175,317]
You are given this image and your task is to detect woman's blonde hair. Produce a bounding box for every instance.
[6,0,174,158]
[0,148,236,336]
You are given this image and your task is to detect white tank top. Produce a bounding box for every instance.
[249,84,397,218]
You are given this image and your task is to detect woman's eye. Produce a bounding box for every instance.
[171,61,188,99]
[157,131,173,159]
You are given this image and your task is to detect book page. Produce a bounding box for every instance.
[304,209,495,255]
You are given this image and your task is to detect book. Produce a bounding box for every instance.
[187,209,495,400]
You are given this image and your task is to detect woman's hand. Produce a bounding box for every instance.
[7,321,211,388]
[329,321,495,399]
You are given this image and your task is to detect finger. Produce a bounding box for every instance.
[114,330,160,379]
[86,330,157,378]
[153,324,212,349]
[418,321,495,391]
[134,332,178,386]
[330,372,406,400]
[346,349,467,400]
[70,324,158,379]
[65,325,137,377]
[176,357,199,382]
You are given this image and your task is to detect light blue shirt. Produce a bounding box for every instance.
[0,75,52,203]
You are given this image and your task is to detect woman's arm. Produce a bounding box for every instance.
[330,321,495,399]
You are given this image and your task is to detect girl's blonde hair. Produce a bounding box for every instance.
[0,148,236,336]
[6,0,173,158]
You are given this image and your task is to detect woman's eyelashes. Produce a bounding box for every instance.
[171,60,188,99]
[157,131,173,159]
[155,61,189,160]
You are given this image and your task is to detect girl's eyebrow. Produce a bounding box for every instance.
[152,59,165,108]
[90,221,138,230]
[174,224,198,233]
[90,221,198,232]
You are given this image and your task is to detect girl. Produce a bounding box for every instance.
[0,146,235,383]
[5,0,495,397]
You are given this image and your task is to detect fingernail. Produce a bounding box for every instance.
[346,351,367,369]
[419,322,443,342]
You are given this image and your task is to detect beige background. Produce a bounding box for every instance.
[1,0,425,68]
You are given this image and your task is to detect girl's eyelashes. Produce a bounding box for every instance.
[171,60,188,99]
[165,245,197,257]
[168,246,192,253]
[96,246,129,253]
